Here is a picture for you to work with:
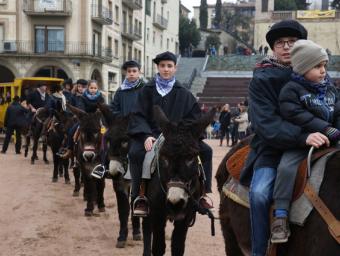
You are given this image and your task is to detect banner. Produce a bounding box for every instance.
[297,10,336,19]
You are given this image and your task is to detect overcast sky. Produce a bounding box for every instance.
[181,0,236,18]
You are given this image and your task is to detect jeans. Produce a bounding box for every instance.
[249,167,276,256]
[2,126,22,153]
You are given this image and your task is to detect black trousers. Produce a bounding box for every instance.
[2,126,22,153]
[128,138,213,200]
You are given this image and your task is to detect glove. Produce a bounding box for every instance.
[323,126,340,142]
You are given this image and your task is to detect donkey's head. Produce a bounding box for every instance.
[67,103,102,164]
[98,103,130,177]
[153,106,215,220]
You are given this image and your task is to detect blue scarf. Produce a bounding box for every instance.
[84,90,101,101]
[155,73,176,97]
[291,72,331,101]
[120,78,140,90]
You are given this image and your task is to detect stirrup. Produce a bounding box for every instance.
[91,164,106,179]
[133,196,149,217]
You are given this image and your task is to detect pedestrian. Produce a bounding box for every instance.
[234,102,248,140]
[188,43,193,57]
[62,79,73,104]
[219,104,231,146]
[1,96,29,154]
[128,51,214,217]
[240,20,310,256]
[270,40,340,244]
[230,107,240,145]
[264,45,269,55]
[259,45,263,55]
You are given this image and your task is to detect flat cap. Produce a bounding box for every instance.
[122,60,141,70]
[153,51,177,65]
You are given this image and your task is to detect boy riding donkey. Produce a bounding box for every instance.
[127,51,214,217]
[240,20,334,256]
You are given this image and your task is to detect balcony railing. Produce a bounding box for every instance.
[0,41,113,63]
[153,14,168,30]
[271,11,295,20]
[122,0,143,10]
[121,23,142,41]
[91,4,113,25]
[23,0,72,16]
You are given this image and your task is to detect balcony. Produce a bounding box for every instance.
[271,11,295,20]
[122,0,143,10]
[91,4,113,25]
[23,0,72,16]
[153,14,168,30]
[0,41,113,63]
[121,23,142,41]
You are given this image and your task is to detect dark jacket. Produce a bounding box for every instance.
[240,66,309,185]
[219,111,231,129]
[110,80,145,118]
[26,90,49,110]
[63,91,74,105]
[4,101,29,128]
[47,94,63,115]
[128,79,201,140]
[279,80,340,132]
[78,93,104,113]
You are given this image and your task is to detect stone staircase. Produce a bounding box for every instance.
[197,77,251,107]
[176,57,207,85]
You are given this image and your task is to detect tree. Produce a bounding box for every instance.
[179,17,201,55]
[199,0,208,30]
[214,0,222,29]
[295,0,309,9]
[331,0,340,9]
[274,0,297,10]
[205,34,221,52]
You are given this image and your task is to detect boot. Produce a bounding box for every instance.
[270,217,290,243]
[60,149,72,159]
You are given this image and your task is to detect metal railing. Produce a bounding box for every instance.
[272,11,294,20]
[121,23,142,40]
[183,68,197,90]
[0,40,113,62]
[153,14,168,29]
[122,0,143,9]
[23,0,72,15]
[91,4,113,24]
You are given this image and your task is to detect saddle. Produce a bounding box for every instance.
[226,144,337,201]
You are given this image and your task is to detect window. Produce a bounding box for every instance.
[139,21,142,36]
[0,24,4,41]
[134,48,138,60]
[138,50,141,65]
[114,39,119,57]
[107,36,112,55]
[166,38,169,49]
[146,0,151,16]
[92,31,100,56]
[134,18,138,34]
[122,43,127,62]
[160,34,163,48]
[128,45,132,60]
[123,11,127,32]
[115,5,119,23]
[153,31,155,44]
[35,26,64,53]
[262,0,268,12]
[146,56,149,76]
[146,28,150,41]
[108,72,116,83]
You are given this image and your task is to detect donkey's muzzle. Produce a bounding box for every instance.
[82,146,96,162]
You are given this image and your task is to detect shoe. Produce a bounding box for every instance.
[91,164,106,179]
[16,151,21,154]
[270,217,290,243]
[1,151,5,154]
[199,196,214,210]
[60,149,72,159]
[133,196,149,217]
[56,148,66,157]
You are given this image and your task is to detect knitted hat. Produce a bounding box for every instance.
[266,20,308,49]
[291,40,328,75]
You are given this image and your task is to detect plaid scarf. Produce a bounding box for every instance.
[120,78,141,90]
[255,55,291,69]
[155,73,176,97]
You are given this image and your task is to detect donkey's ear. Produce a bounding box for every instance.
[153,105,170,135]
[192,107,216,139]
[98,103,115,126]
[66,103,87,119]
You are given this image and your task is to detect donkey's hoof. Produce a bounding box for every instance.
[31,160,35,165]
[116,240,126,248]
[84,210,93,217]
[72,191,79,197]
[44,160,49,164]
[24,152,28,157]
[98,207,106,212]
[65,179,71,184]
[52,178,58,183]
[133,233,142,241]
[35,156,39,160]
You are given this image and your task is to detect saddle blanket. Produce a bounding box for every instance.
[124,134,165,180]
[223,151,338,226]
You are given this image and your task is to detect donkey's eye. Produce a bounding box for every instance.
[162,157,169,167]
[185,158,195,167]
[121,141,128,148]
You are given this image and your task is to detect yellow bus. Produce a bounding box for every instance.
[0,77,63,128]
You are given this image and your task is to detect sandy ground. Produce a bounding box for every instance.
[0,139,229,256]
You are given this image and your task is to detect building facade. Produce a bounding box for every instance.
[255,0,340,55]
[0,0,179,100]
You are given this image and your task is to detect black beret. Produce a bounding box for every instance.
[37,83,47,87]
[50,83,62,93]
[76,79,88,85]
[153,51,177,65]
[266,20,308,49]
[122,60,141,70]
[63,78,73,86]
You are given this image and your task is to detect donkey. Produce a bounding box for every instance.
[67,104,105,216]
[141,106,215,256]
[215,142,340,256]
[25,107,49,165]
[46,110,76,183]
[99,103,141,248]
